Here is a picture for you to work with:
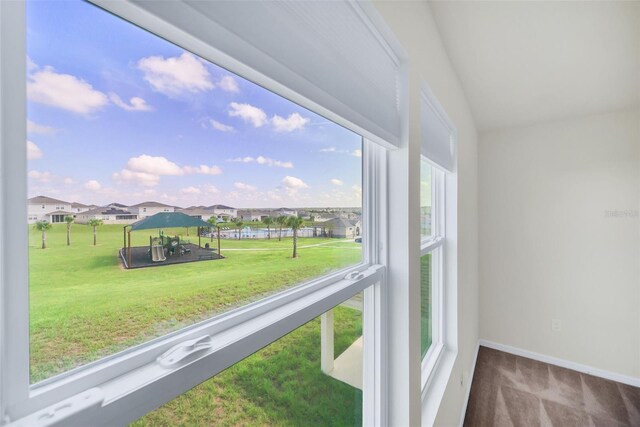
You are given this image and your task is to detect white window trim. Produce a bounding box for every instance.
[418,83,459,426]
[0,2,396,425]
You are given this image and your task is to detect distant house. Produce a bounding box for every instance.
[107,202,128,209]
[76,207,138,224]
[27,196,73,223]
[71,202,94,214]
[273,207,298,218]
[238,210,271,222]
[180,207,217,223]
[210,205,237,219]
[128,201,175,219]
[322,218,360,238]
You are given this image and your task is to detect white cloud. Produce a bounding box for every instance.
[228,102,268,127]
[183,165,222,175]
[84,180,102,191]
[231,156,254,163]
[160,193,178,203]
[28,66,108,115]
[180,186,201,195]
[137,52,213,96]
[114,155,222,187]
[27,140,43,160]
[352,184,362,199]
[267,191,283,202]
[282,175,309,190]
[352,149,362,157]
[271,112,309,132]
[109,93,152,112]
[330,178,343,186]
[27,56,38,72]
[319,147,336,153]
[234,182,257,191]
[112,169,160,187]
[28,170,54,183]
[229,155,293,168]
[282,175,309,196]
[218,75,239,93]
[127,155,184,176]
[63,177,76,185]
[210,120,234,132]
[202,184,220,194]
[27,120,58,135]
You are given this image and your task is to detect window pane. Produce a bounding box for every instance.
[420,158,432,237]
[132,293,364,426]
[421,253,432,357]
[27,0,363,383]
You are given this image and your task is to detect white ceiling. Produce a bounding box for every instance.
[429,1,640,132]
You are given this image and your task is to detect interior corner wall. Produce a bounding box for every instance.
[373,2,480,425]
[479,109,640,380]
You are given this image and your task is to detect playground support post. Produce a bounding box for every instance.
[217,226,221,255]
[127,230,131,267]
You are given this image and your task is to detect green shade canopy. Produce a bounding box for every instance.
[129,212,212,231]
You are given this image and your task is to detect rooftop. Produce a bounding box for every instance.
[129,201,175,208]
[83,207,135,216]
[28,195,70,205]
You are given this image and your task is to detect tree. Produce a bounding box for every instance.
[276,215,287,241]
[324,220,334,238]
[287,216,305,258]
[233,217,244,240]
[88,219,103,246]
[207,217,216,242]
[207,217,222,255]
[34,220,52,249]
[64,215,74,246]
[263,216,274,240]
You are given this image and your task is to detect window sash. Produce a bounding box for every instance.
[420,162,446,389]
[420,246,444,389]
[17,267,384,426]
[0,2,388,424]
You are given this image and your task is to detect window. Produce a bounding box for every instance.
[1,0,398,425]
[419,159,444,363]
[26,0,362,383]
[418,83,456,398]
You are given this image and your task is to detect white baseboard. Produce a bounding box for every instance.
[479,339,640,388]
[458,342,480,427]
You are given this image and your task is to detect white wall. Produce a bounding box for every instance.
[479,109,640,379]
[373,2,480,425]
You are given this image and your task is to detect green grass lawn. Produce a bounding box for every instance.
[420,253,433,357]
[28,224,362,384]
[133,305,363,427]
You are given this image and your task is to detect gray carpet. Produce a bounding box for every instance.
[463,346,640,426]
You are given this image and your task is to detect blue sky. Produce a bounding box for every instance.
[26,0,362,208]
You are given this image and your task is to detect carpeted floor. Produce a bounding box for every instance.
[464,346,640,426]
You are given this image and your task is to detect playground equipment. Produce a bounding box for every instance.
[151,238,166,262]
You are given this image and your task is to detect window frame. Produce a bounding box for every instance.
[419,162,446,388]
[0,1,393,425]
[417,82,458,400]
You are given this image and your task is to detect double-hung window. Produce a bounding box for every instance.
[419,84,456,389]
[0,1,406,425]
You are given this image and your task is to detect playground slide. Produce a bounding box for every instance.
[152,245,166,262]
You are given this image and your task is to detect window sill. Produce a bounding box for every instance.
[421,346,457,427]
